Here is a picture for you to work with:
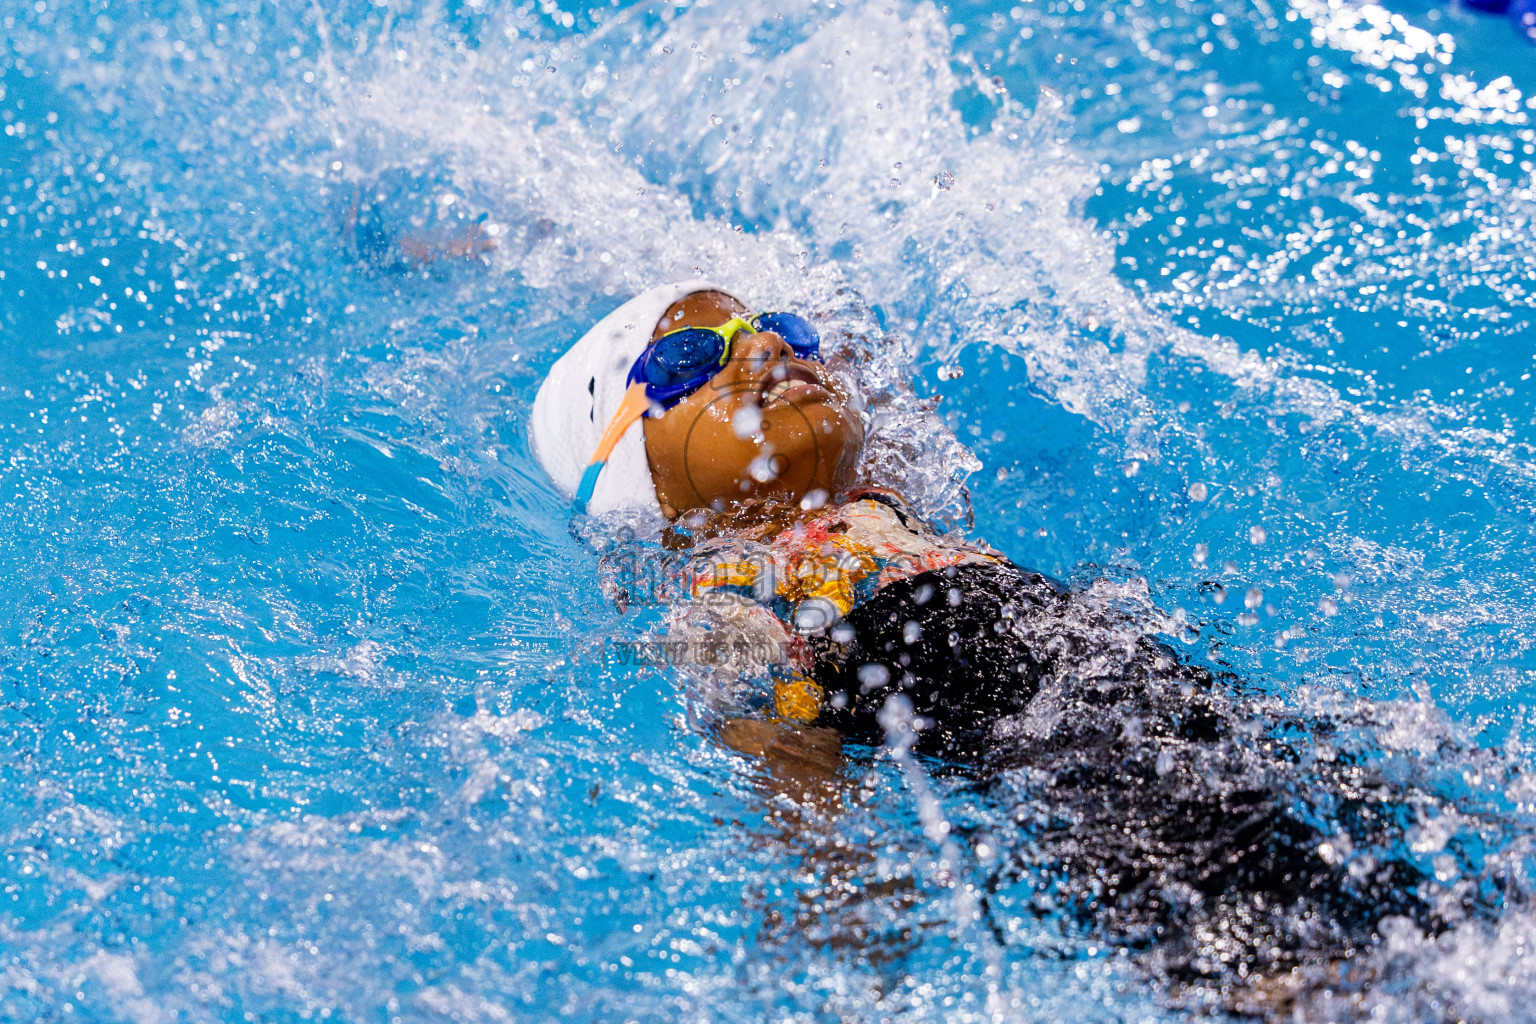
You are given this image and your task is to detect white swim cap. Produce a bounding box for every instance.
[530,279,742,516]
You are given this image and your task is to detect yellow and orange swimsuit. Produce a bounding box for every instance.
[677,491,1002,722]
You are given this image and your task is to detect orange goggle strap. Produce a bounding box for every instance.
[573,382,651,514]
[573,317,755,514]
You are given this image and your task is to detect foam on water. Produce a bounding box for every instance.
[2,0,1536,1020]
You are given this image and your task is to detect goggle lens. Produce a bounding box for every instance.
[752,312,821,359]
[640,328,726,389]
[629,310,824,408]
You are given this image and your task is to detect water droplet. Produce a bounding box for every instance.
[857,663,890,692]
[747,454,778,482]
[731,405,762,438]
[795,598,839,634]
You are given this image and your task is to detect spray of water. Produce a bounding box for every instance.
[2,0,1535,1020]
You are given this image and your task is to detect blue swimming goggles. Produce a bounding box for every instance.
[629,311,822,409]
[574,311,822,512]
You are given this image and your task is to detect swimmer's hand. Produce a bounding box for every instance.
[396,219,495,265]
[342,188,496,268]
[718,718,844,809]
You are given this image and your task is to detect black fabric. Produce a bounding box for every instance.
[808,561,1066,759]
[804,559,1457,992]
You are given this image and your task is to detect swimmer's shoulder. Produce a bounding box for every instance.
[663,489,1007,566]
[834,487,1007,554]
[834,488,1069,597]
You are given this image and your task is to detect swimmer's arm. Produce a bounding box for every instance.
[665,569,848,810]
[673,599,846,811]
[717,717,846,813]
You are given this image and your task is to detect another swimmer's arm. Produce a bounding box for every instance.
[396,219,495,264]
[342,185,495,268]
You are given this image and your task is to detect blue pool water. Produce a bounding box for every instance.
[3,0,1536,1020]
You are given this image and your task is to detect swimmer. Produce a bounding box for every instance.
[533,282,1206,760]
[530,282,1472,1012]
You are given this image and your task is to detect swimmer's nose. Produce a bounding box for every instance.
[735,328,794,373]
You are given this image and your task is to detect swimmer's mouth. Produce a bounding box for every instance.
[759,364,828,406]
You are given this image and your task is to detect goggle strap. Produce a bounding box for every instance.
[572,462,604,515]
[719,317,754,362]
[574,381,651,513]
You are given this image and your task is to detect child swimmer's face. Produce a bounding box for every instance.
[641,290,865,518]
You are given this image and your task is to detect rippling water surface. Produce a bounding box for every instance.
[3,0,1536,1020]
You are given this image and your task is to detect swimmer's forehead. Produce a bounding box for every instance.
[651,290,747,340]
